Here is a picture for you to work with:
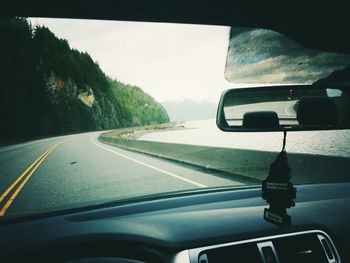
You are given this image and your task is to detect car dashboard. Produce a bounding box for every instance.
[0,183,349,262]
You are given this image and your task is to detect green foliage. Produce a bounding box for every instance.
[108,78,169,126]
[0,17,169,143]
[0,17,47,140]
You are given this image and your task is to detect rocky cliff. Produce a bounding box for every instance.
[0,17,169,143]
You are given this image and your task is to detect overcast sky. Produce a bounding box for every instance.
[29,18,234,103]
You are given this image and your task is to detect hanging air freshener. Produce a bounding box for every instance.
[262,131,297,227]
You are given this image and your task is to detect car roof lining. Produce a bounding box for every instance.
[2,0,350,54]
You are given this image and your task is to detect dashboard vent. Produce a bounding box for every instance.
[199,242,262,262]
[186,230,340,263]
[257,241,279,263]
[272,233,336,263]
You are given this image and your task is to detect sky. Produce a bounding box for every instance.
[29,18,234,103]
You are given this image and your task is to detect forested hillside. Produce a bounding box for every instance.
[0,17,169,143]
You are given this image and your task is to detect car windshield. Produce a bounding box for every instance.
[0,17,349,220]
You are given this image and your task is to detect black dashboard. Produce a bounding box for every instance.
[1,183,349,262]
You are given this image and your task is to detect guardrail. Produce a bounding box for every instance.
[99,132,350,184]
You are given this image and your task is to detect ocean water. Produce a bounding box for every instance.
[139,119,350,157]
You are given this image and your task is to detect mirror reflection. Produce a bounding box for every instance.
[221,85,350,130]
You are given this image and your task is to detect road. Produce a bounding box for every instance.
[224,100,298,125]
[0,132,242,218]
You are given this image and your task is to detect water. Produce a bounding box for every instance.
[139,119,350,157]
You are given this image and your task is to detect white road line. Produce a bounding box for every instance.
[0,137,56,153]
[0,134,80,153]
[284,100,298,116]
[90,137,207,188]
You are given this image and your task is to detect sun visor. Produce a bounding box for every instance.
[224,28,350,85]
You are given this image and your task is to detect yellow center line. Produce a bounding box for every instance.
[0,141,64,217]
[0,144,56,204]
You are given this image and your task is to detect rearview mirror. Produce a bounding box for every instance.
[216,85,350,132]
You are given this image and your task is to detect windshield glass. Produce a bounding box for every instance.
[0,17,349,219]
[225,27,350,84]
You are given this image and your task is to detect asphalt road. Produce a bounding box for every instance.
[0,132,242,218]
[225,100,297,117]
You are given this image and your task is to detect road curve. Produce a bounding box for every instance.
[0,132,241,218]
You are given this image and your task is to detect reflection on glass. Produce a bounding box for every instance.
[222,86,350,129]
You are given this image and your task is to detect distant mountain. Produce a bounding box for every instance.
[0,17,169,143]
[161,99,217,122]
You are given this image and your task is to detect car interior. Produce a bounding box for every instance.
[1,1,350,262]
